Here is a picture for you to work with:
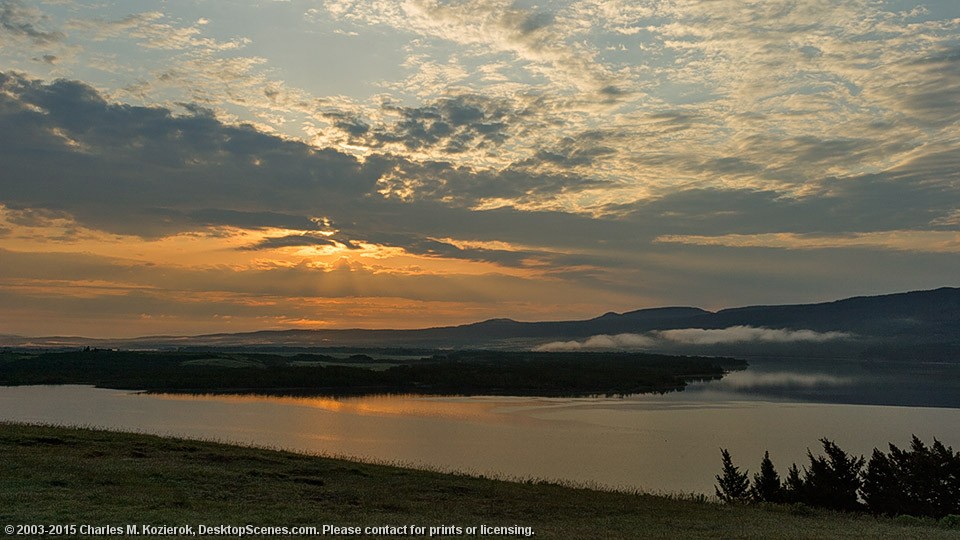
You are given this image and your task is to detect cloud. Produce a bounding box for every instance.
[321,0,621,96]
[607,175,960,239]
[657,326,852,345]
[19,0,959,221]
[534,333,656,352]
[375,158,608,207]
[3,71,958,317]
[655,231,960,254]
[0,73,636,277]
[0,0,64,44]
[525,132,617,169]
[5,0,960,328]
[68,11,249,51]
[535,326,852,351]
[326,93,514,154]
[0,73,610,243]
[0,72,380,237]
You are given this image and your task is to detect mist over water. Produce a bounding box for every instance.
[686,358,960,409]
[534,326,854,352]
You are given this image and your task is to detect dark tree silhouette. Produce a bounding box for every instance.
[782,463,805,502]
[715,449,751,503]
[751,450,783,503]
[862,436,960,518]
[715,436,959,518]
[802,438,864,512]
[924,438,960,518]
[861,448,900,516]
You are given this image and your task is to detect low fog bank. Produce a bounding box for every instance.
[535,325,854,354]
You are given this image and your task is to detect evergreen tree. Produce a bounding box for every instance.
[866,436,960,518]
[715,448,751,503]
[803,438,864,512]
[927,438,960,518]
[783,462,806,504]
[861,448,900,516]
[751,450,783,503]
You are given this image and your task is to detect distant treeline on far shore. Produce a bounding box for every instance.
[0,349,747,397]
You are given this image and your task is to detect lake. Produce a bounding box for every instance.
[1,358,959,495]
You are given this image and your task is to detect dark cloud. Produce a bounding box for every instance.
[701,156,764,176]
[882,146,960,186]
[382,158,607,204]
[2,72,957,293]
[647,111,702,131]
[2,206,72,227]
[323,110,370,137]
[598,85,628,98]
[0,73,615,260]
[895,45,960,126]
[779,136,875,166]
[0,72,381,236]
[606,167,960,237]
[523,132,617,168]
[186,209,319,231]
[0,0,64,44]
[515,11,555,36]
[328,94,514,154]
[241,233,358,251]
[342,231,535,267]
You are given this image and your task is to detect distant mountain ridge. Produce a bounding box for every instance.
[3,287,959,354]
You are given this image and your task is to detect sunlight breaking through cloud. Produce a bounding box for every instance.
[1,1,959,336]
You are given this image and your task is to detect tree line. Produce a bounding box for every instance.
[715,436,960,520]
[0,349,745,397]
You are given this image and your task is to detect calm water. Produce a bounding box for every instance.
[2,359,960,494]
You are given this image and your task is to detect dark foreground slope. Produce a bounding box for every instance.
[1,424,956,539]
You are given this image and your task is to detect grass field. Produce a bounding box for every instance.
[0,423,956,539]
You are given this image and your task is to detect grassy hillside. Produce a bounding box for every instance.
[0,423,956,539]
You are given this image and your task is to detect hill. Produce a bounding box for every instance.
[2,287,959,359]
[2,423,957,539]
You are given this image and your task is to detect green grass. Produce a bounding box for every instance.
[0,423,956,539]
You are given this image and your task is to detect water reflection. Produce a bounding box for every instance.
[684,358,960,408]
[713,371,853,389]
[149,392,531,423]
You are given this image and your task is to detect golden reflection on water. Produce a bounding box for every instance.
[149,393,538,423]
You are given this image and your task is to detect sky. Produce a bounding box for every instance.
[1,0,959,338]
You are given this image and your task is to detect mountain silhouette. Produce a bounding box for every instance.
[3,288,958,356]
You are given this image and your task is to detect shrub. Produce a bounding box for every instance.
[939,514,960,529]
